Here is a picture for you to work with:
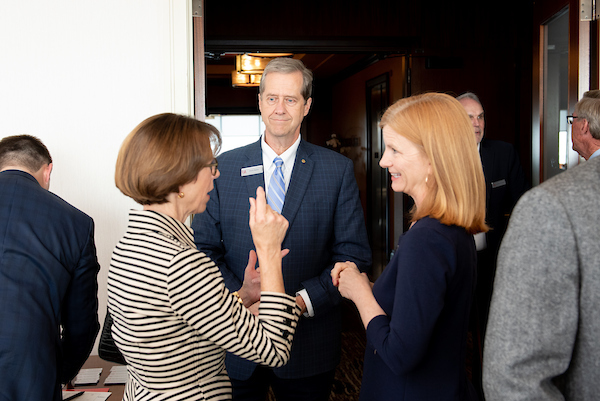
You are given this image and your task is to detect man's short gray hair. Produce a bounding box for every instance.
[575,97,600,140]
[456,92,483,108]
[583,90,600,99]
[259,57,313,101]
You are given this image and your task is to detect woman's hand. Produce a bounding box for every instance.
[332,262,371,302]
[249,187,288,253]
[249,187,288,293]
[238,250,260,307]
[332,262,385,328]
[239,248,290,307]
[331,261,357,287]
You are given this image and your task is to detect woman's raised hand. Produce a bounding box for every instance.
[249,187,289,252]
[249,187,288,292]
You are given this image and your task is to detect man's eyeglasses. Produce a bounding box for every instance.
[567,115,582,125]
[467,113,484,122]
[207,159,218,176]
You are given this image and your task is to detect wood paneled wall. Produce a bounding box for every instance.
[203,0,535,180]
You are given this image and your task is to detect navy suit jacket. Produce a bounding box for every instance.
[474,139,530,341]
[479,139,530,257]
[192,138,371,379]
[0,170,100,401]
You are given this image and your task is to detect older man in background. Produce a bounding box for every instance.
[457,92,530,399]
[569,89,600,160]
[457,92,529,333]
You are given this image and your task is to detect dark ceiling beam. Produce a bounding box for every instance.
[329,54,392,85]
[204,37,420,54]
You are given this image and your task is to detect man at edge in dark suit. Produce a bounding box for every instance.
[0,135,100,401]
[192,58,371,401]
[457,92,530,399]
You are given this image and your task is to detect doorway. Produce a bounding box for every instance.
[533,0,589,184]
[366,74,390,279]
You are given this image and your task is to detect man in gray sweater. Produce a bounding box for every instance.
[483,95,600,400]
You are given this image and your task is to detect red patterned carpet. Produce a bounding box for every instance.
[329,330,366,400]
[267,301,366,401]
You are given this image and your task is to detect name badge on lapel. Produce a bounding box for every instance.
[491,179,507,188]
[241,165,263,177]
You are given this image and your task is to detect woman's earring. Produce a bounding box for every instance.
[425,176,429,184]
[178,192,185,198]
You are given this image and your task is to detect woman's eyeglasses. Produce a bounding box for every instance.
[207,159,218,176]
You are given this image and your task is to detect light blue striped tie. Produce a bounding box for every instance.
[267,157,285,213]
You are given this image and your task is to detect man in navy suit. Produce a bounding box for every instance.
[458,92,530,399]
[0,135,100,401]
[193,58,371,400]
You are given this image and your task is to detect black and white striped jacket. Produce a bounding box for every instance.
[107,210,300,400]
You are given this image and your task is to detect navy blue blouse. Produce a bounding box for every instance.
[360,217,477,400]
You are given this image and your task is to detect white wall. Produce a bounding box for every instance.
[0,0,194,354]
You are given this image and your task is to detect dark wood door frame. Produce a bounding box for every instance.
[532,0,581,184]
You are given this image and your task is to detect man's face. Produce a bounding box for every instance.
[570,113,587,158]
[258,71,312,142]
[459,98,485,144]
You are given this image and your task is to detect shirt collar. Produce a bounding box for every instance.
[261,134,301,169]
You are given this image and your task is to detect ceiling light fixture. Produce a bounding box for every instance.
[236,54,271,74]
[231,53,293,87]
[231,71,262,87]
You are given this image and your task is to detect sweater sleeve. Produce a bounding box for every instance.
[167,248,301,367]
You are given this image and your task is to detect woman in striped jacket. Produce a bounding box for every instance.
[108,113,301,401]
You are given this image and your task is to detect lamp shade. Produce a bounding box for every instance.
[231,70,262,87]
[236,54,271,74]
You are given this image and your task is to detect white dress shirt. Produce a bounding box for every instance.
[261,134,300,195]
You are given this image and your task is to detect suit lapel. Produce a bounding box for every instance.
[480,140,494,207]
[283,140,314,228]
[242,139,265,199]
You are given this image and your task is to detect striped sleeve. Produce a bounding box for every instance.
[167,248,301,367]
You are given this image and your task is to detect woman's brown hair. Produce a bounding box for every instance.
[115,113,221,205]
